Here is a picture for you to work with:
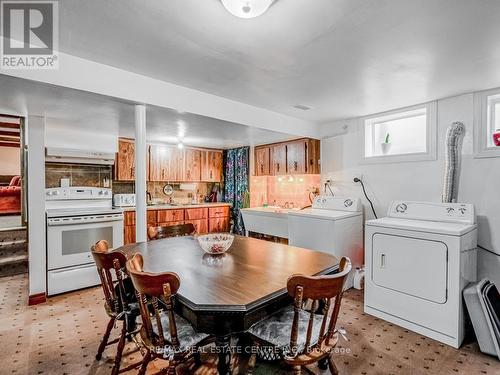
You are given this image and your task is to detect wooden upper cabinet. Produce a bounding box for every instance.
[115,138,150,181]
[270,144,287,175]
[149,144,180,181]
[255,138,320,176]
[286,140,306,175]
[254,147,270,176]
[116,139,136,181]
[306,139,321,174]
[119,140,222,182]
[182,148,202,182]
[202,150,223,182]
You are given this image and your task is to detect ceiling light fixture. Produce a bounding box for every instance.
[177,141,184,150]
[221,0,274,19]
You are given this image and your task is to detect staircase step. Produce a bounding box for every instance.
[0,227,28,277]
[0,225,25,233]
[0,228,27,243]
[0,253,28,266]
[0,241,27,257]
[0,254,28,277]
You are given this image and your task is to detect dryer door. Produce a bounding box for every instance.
[372,234,448,303]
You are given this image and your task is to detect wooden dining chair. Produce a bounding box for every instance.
[126,252,214,374]
[91,240,141,375]
[246,257,352,375]
[147,223,196,240]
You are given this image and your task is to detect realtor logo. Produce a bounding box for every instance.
[1,0,59,69]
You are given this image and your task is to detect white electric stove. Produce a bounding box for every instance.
[46,187,124,295]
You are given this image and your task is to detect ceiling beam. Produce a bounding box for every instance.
[1,48,320,138]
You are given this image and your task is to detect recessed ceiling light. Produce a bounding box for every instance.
[293,104,312,111]
[177,142,184,150]
[221,0,275,19]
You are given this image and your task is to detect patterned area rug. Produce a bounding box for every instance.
[0,274,498,374]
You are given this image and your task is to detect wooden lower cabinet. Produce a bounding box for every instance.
[209,206,230,218]
[185,207,208,220]
[185,219,208,234]
[148,210,157,225]
[209,217,230,233]
[124,211,136,226]
[124,225,136,244]
[157,209,184,223]
[123,206,230,244]
[157,221,184,227]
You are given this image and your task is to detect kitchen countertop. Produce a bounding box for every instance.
[120,202,232,211]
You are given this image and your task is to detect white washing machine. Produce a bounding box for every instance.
[365,201,477,348]
[288,196,364,288]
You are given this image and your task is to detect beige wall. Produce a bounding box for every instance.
[0,146,20,175]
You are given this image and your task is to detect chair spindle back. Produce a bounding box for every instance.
[287,257,352,355]
[126,253,182,349]
[91,240,128,315]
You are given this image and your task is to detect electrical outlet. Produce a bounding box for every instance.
[325,179,333,185]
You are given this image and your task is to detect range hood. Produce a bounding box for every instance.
[45,147,115,165]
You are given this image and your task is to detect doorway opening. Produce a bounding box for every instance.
[0,114,27,277]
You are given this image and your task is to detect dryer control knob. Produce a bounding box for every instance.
[395,203,407,213]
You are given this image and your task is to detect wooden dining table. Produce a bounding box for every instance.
[118,234,338,375]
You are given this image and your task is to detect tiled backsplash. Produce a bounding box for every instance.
[45,163,112,188]
[46,162,222,204]
[114,181,214,205]
[250,174,321,209]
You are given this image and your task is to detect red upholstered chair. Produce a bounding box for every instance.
[0,176,21,214]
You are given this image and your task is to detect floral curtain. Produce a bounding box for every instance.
[224,147,249,235]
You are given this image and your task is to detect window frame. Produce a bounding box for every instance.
[361,101,437,164]
[474,87,500,158]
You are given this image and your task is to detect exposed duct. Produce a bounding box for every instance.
[442,121,465,203]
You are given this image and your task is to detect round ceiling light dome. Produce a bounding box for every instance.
[221,0,274,19]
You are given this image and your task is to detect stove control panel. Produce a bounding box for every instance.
[387,200,475,224]
[45,187,112,200]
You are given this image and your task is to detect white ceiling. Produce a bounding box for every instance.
[0,75,295,149]
[56,0,500,123]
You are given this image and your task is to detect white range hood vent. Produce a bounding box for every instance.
[45,147,115,165]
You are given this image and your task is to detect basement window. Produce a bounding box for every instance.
[363,102,437,163]
[474,88,500,158]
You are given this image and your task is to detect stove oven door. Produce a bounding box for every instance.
[47,215,124,270]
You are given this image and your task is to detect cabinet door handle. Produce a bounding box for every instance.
[294,161,298,171]
[260,164,264,174]
[210,171,213,179]
[380,253,386,268]
[276,163,280,173]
